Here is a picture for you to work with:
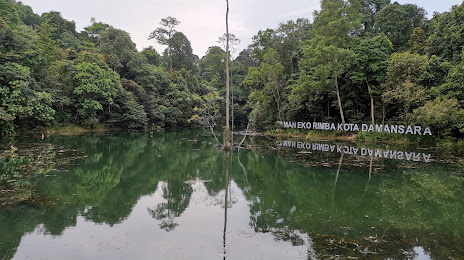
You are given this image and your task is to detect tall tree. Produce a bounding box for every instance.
[168,32,195,72]
[352,34,392,125]
[224,0,231,150]
[148,16,180,75]
[218,33,240,134]
[245,48,286,121]
[305,0,361,124]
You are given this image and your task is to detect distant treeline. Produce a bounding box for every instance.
[1,0,464,138]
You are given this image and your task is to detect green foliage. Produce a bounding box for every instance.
[0,0,21,28]
[360,0,391,33]
[428,4,464,63]
[98,27,136,73]
[111,89,148,129]
[84,18,109,40]
[412,97,464,136]
[0,62,55,132]
[409,27,427,55]
[189,85,222,131]
[245,48,287,129]
[73,62,120,127]
[375,2,426,50]
[200,46,225,82]
[148,16,180,74]
[168,32,196,72]
[0,0,463,138]
[14,2,41,26]
[141,46,160,66]
[382,52,429,119]
[313,0,361,49]
[352,34,392,84]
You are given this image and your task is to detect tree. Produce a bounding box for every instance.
[305,43,355,124]
[84,18,109,41]
[312,0,362,49]
[73,62,120,127]
[412,97,464,136]
[250,18,312,74]
[98,27,137,73]
[141,46,160,66]
[168,32,195,72]
[435,49,464,105]
[409,27,427,55]
[352,34,393,125]
[245,48,286,122]
[360,0,391,33]
[40,11,77,41]
[224,0,231,150]
[0,0,21,28]
[200,46,226,82]
[218,33,241,134]
[305,0,361,125]
[382,52,429,120]
[189,85,223,145]
[15,1,41,26]
[0,62,55,132]
[375,3,426,50]
[218,33,240,55]
[428,4,464,63]
[148,16,180,75]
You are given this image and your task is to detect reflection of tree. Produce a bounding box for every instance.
[331,152,344,204]
[236,144,464,259]
[379,167,464,237]
[1,131,463,260]
[222,153,230,259]
[148,180,193,232]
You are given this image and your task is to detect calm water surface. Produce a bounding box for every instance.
[0,130,463,259]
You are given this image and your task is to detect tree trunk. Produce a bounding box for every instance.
[231,69,234,137]
[334,76,345,125]
[366,79,375,126]
[224,0,231,150]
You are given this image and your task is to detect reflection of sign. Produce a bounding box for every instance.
[278,121,432,136]
[278,140,432,163]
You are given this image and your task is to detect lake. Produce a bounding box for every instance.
[1,130,463,259]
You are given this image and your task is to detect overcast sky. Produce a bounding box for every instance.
[19,0,463,58]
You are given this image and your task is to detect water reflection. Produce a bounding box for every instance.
[148,180,192,231]
[0,130,463,259]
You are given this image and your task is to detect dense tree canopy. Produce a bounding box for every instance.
[1,0,464,138]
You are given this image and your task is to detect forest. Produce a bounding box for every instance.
[1,0,464,138]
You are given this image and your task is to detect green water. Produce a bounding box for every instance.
[0,130,463,259]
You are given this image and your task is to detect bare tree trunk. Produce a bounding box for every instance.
[335,76,345,125]
[238,121,250,153]
[231,69,234,144]
[224,0,231,151]
[366,79,375,126]
[222,154,229,259]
